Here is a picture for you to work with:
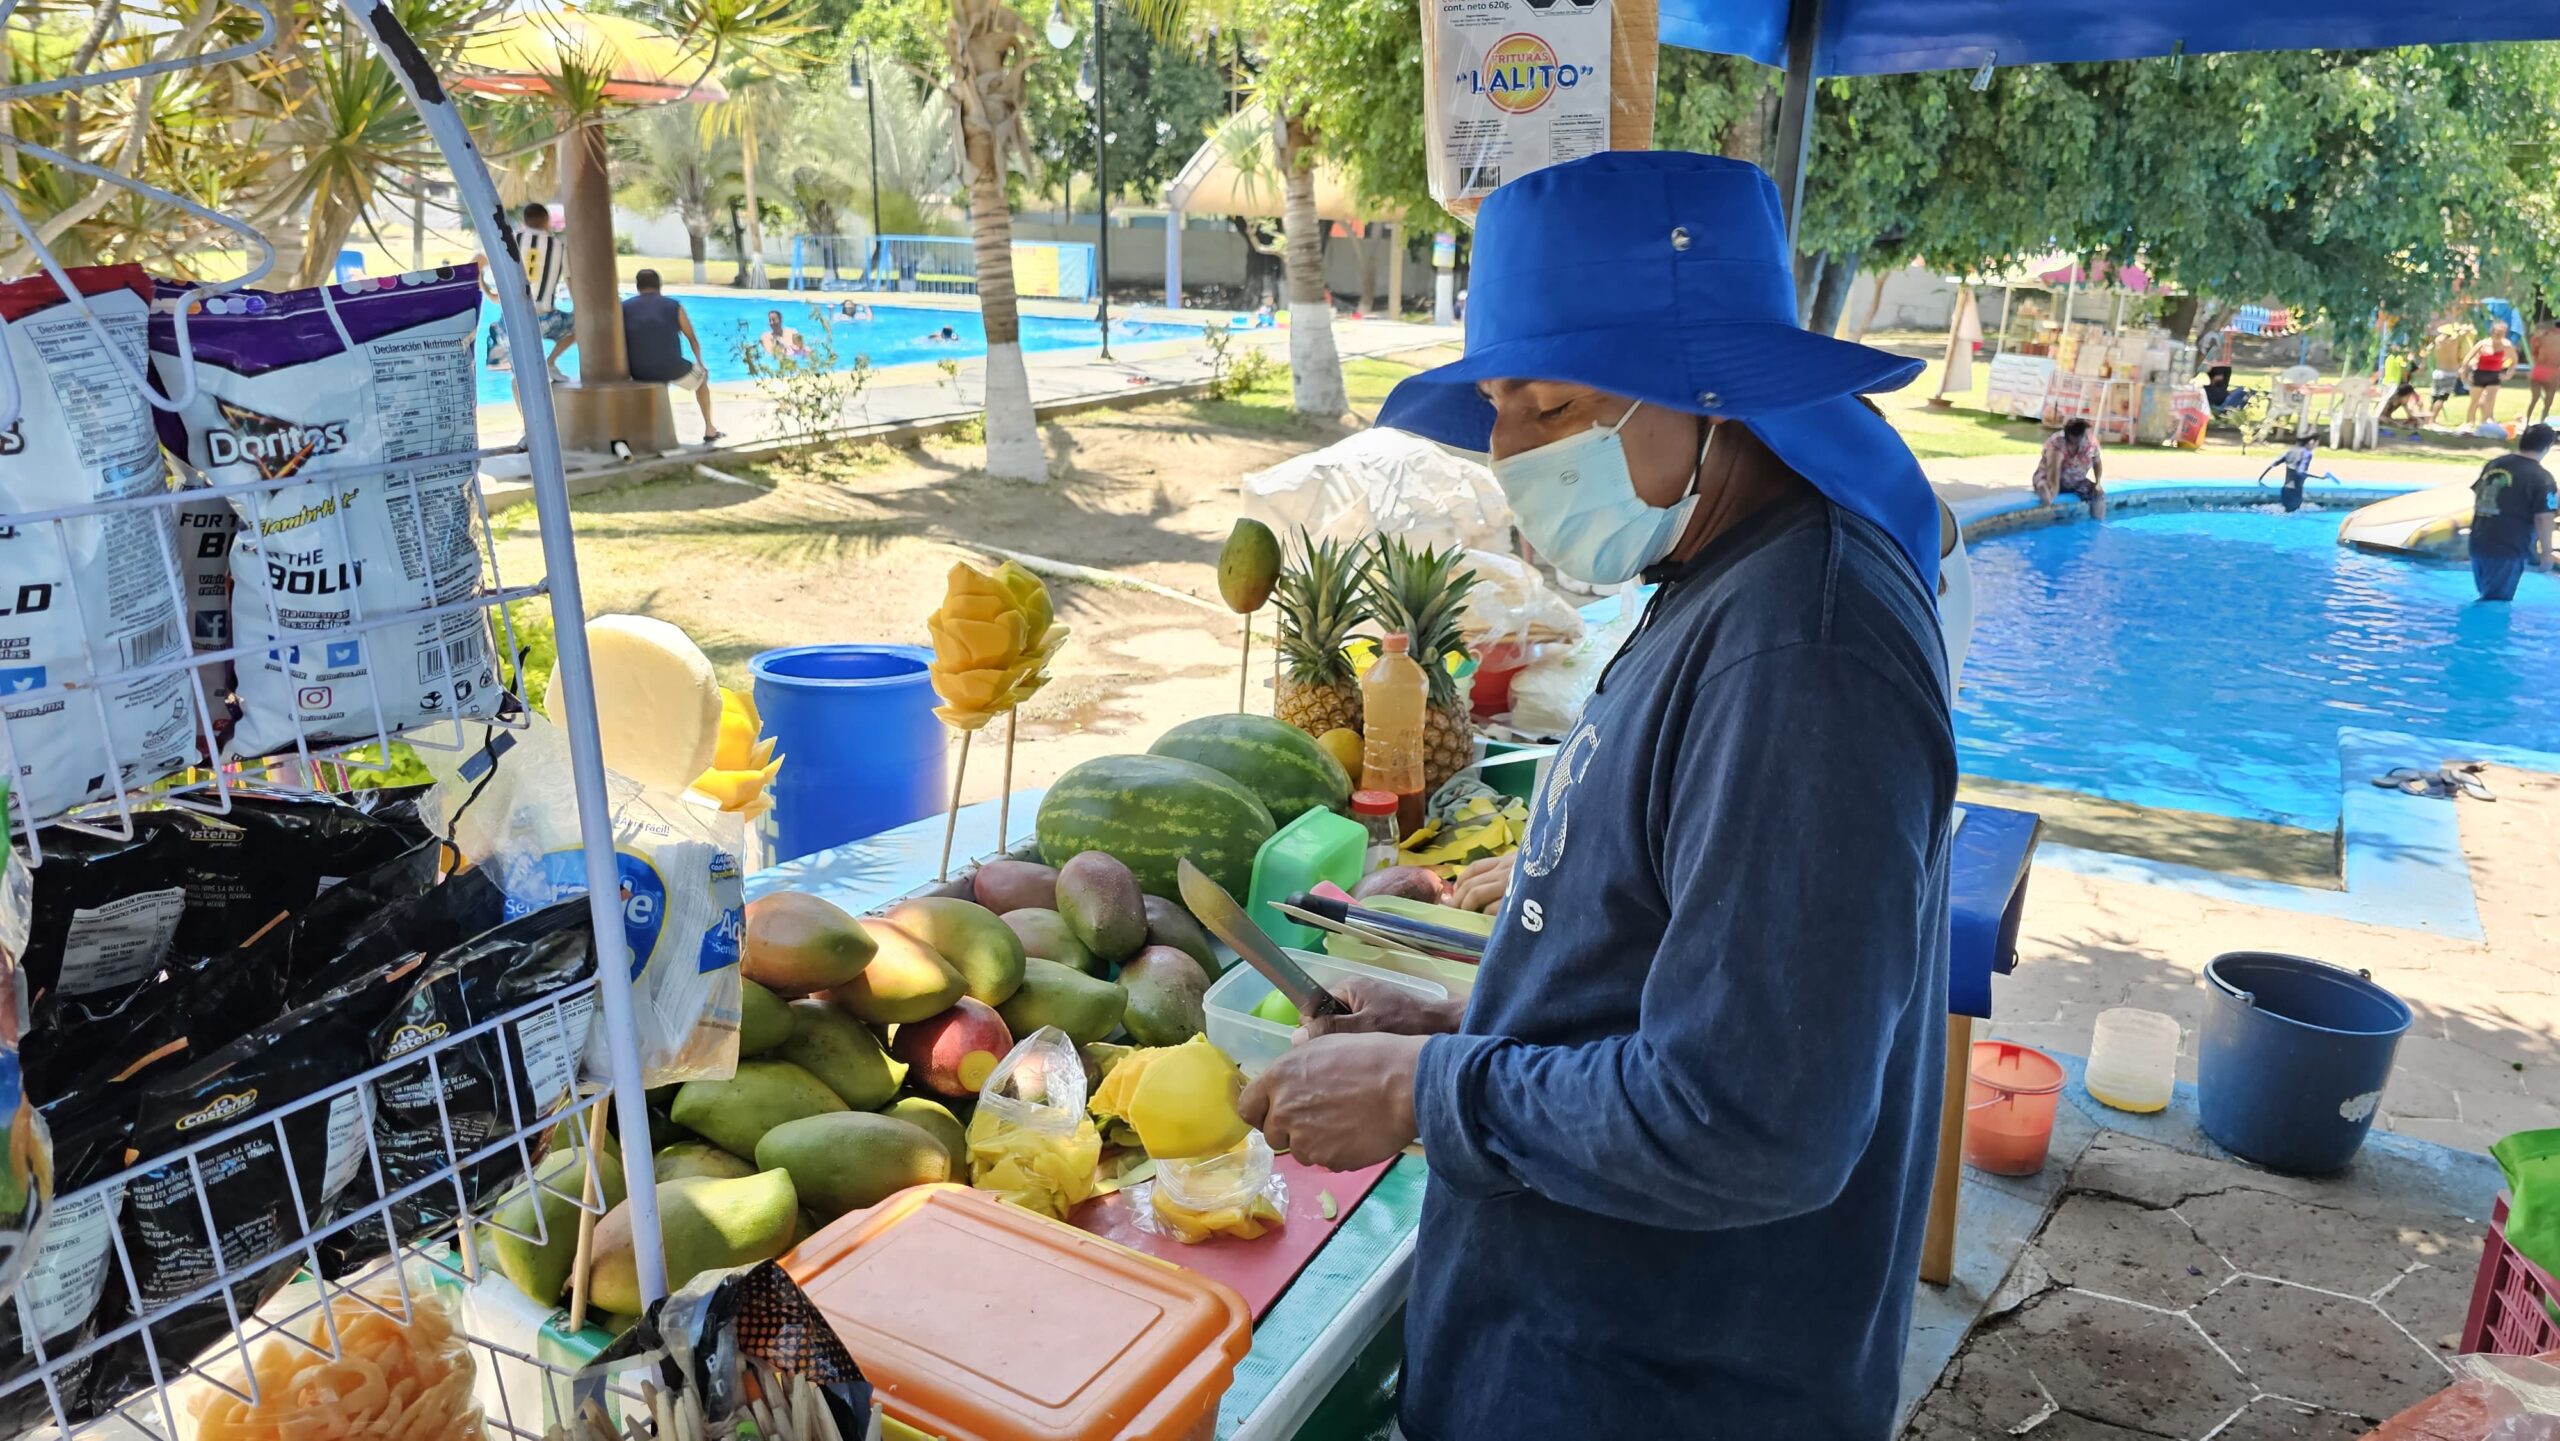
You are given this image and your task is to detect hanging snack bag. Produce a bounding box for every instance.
[0,1087,132,1434]
[369,899,596,1240]
[146,269,499,759]
[95,979,381,1402]
[0,266,198,825]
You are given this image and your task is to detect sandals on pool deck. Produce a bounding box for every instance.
[2369,763,2496,801]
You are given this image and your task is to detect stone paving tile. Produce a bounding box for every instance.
[2377,1255,2485,1354]
[2210,1395,2371,1440]
[2033,1415,2173,1440]
[2189,1278,2448,1423]
[2178,1191,2421,1298]
[2002,1290,2251,1437]
[2030,1194,2229,1309]
[2452,1088,2555,1137]
[2385,1116,2503,1153]
[2381,1067,2462,1122]
[2395,1035,2534,1100]
[1899,1338,2054,1438]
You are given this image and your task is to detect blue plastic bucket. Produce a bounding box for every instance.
[751,643,945,864]
[2199,951,2412,1174]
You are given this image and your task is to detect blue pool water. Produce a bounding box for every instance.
[1956,505,2560,829]
[476,293,1203,405]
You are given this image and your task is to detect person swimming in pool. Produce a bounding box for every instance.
[920,325,959,343]
[838,300,875,322]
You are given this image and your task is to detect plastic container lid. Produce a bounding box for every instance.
[785,1185,1250,1441]
[1350,789,1399,816]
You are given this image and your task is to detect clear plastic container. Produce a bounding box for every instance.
[1351,789,1401,872]
[2085,1007,2181,1114]
[785,1185,1250,1441]
[1360,633,1429,835]
[1247,806,1368,951]
[1203,950,1449,1076]
[1963,1041,2065,1176]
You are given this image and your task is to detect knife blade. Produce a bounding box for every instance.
[1176,858,1347,1020]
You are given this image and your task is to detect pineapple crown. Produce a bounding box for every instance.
[1274,529,1374,683]
[1365,537,1480,708]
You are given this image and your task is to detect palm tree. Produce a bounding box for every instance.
[667,0,809,289]
[698,65,790,286]
[1276,110,1344,414]
[935,0,1047,480]
[617,103,739,283]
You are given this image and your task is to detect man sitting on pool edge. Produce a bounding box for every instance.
[2470,422,2557,602]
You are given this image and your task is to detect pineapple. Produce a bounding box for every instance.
[1273,532,1371,739]
[1367,538,1482,794]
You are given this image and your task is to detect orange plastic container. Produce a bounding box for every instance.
[783,1185,1252,1441]
[1963,1041,2065,1176]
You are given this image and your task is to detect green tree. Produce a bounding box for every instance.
[615,103,741,282]
[1026,5,1227,205]
[677,0,814,288]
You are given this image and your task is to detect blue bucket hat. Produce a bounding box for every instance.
[1377,150,1941,589]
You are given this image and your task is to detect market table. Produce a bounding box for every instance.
[753,788,2044,1433]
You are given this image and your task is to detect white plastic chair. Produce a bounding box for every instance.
[2325,376,2379,450]
[2269,365,2322,433]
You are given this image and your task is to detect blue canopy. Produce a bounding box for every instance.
[1667,0,2560,75]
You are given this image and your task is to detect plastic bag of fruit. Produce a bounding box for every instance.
[1132,1131,1287,1244]
[965,1027,1100,1221]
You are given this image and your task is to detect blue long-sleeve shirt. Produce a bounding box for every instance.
[1401,490,1955,1440]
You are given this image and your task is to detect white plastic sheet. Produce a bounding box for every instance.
[1240,429,1514,557]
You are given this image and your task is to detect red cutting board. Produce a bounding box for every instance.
[1069,1154,1394,1320]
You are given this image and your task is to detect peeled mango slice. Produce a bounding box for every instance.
[1089,1036,1248,1161]
[548,615,721,792]
[926,561,1070,731]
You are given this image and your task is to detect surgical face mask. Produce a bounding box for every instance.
[1491,400,1713,585]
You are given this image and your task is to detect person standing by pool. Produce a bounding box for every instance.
[478,201,575,383]
[2033,417,2106,518]
[2528,319,2560,425]
[2464,322,2517,427]
[622,270,722,444]
[2275,432,2318,513]
[1236,151,1954,1441]
[2433,319,2476,405]
[2470,422,2557,601]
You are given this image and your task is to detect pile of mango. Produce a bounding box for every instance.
[1398,787,1531,879]
[486,851,1253,1318]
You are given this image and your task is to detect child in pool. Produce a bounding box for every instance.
[2277,433,2318,513]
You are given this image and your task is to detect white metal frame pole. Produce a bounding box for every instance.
[1770,0,1826,247]
[333,0,669,1305]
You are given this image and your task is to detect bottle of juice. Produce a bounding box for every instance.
[1361,633,1429,835]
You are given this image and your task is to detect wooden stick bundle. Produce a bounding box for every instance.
[544,1366,848,1441]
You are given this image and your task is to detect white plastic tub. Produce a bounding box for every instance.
[1204,951,1450,1076]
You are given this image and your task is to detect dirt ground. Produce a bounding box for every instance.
[495,385,1413,808]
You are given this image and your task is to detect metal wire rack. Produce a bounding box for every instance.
[0,0,674,1431]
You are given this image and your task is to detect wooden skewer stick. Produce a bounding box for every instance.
[565,1092,613,1333]
[996,707,1018,855]
[1238,612,1252,713]
[936,727,974,882]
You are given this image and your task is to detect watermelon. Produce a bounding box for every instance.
[1146,714,1351,824]
[1036,754,1276,900]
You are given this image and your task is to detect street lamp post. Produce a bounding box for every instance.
[849,51,885,289]
[1047,0,1110,359]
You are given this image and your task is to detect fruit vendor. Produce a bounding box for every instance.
[1239,151,1956,1441]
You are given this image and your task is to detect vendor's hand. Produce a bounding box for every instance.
[1240,1032,1428,1171]
[1300,977,1462,1039]
[1451,853,1517,914]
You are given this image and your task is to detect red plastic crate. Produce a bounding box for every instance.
[2462,1195,2560,1356]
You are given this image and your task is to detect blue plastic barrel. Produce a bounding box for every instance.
[2199,951,2412,1174]
[751,643,945,864]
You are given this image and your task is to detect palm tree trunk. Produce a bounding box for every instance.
[688,223,709,285]
[741,122,769,288]
[964,115,1044,480]
[1279,111,1345,416]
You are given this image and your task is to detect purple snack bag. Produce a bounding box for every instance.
[148,269,498,758]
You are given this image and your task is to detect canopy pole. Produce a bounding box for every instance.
[1771,0,1825,246]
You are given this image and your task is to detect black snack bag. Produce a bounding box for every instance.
[20,822,186,1004]
[371,901,595,1241]
[22,952,283,1103]
[0,1087,134,1433]
[92,985,380,1402]
[162,789,432,958]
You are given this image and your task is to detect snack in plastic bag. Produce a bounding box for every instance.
[1132,1131,1287,1244]
[0,1085,130,1434]
[0,265,198,824]
[431,716,743,1086]
[1505,604,1640,740]
[146,269,498,757]
[0,819,49,1306]
[1457,549,1585,652]
[576,1258,874,1440]
[180,1260,482,1441]
[966,1027,1100,1221]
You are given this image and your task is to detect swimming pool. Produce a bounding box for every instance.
[1956,504,2560,829]
[476,293,1205,404]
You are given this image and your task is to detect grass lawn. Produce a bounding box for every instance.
[1184,355,1430,433]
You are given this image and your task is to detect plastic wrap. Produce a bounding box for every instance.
[1457,550,1586,651]
[965,1027,1100,1221]
[173,1259,484,1441]
[2457,1353,2560,1439]
[1505,606,1638,739]
[1240,429,1514,557]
